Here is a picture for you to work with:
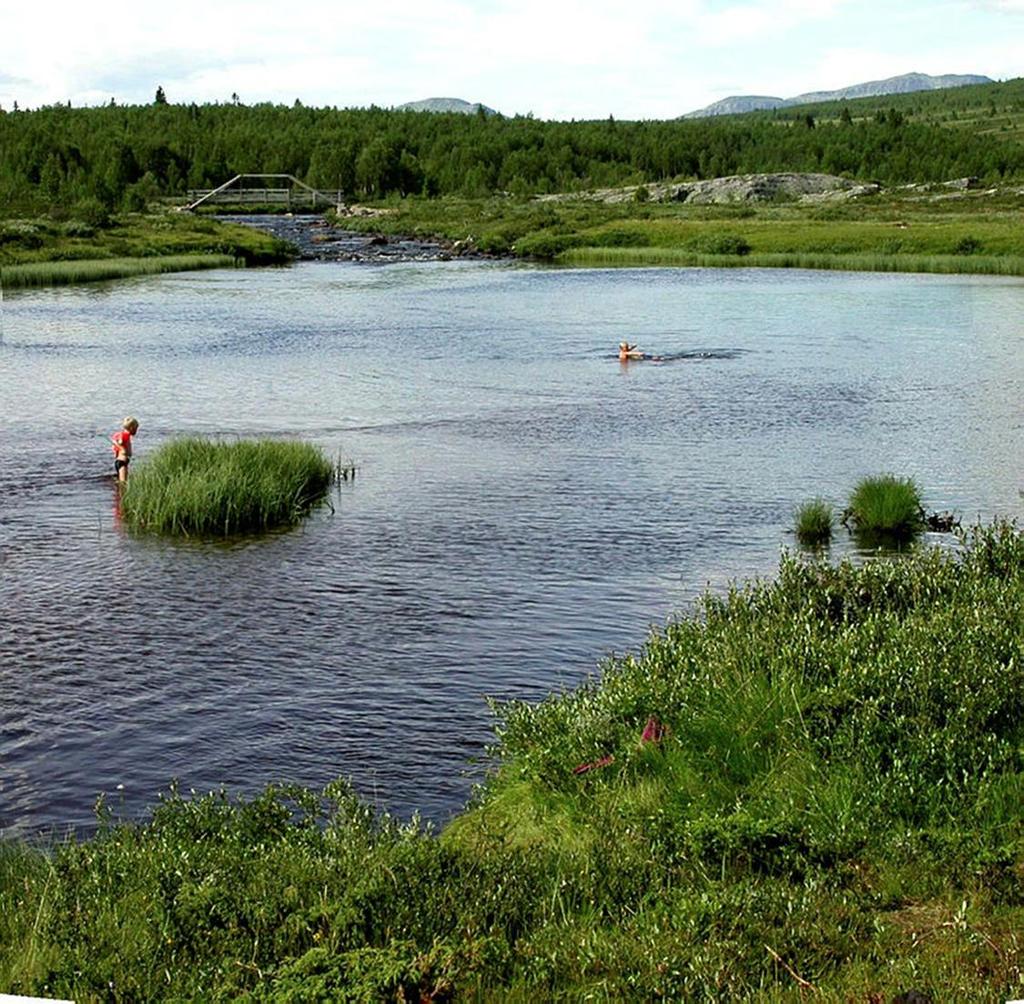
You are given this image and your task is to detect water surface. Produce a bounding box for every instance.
[2,262,1022,836]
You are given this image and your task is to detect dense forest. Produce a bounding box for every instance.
[2,78,1023,216]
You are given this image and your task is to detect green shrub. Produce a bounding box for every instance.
[0,222,43,249]
[794,497,834,545]
[513,231,584,259]
[72,197,112,229]
[845,473,924,537]
[954,235,984,255]
[591,228,651,248]
[691,232,752,255]
[121,437,336,535]
[61,219,97,238]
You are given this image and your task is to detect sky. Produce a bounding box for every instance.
[0,0,1020,120]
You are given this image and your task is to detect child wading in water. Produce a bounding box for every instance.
[110,416,140,482]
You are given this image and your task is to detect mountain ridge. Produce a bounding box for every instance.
[683,72,994,119]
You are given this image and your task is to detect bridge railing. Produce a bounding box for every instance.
[186,188,339,206]
[182,174,342,211]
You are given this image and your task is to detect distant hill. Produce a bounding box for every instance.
[685,96,784,117]
[396,97,498,116]
[684,72,994,119]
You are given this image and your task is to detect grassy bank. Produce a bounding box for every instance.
[0,210,294,288]
[2,523,1023,1000]
[559,246,1024,275]
[334,187,1024,276]
[121,438,336,536]
[0,253,238,289]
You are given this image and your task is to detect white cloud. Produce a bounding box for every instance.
[0,0,1018,117]
[691,0,850,44]
[961,0,1024,10]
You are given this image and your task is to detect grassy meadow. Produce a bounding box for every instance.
[2,522,1023,1000]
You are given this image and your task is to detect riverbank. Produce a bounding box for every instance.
[0,211,295,289]
[330,182,1024,276]
[216,212,497,264]
[3,523,1022,1000]
[5,178,1024,289]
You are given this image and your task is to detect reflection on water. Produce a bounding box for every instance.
[1,262,1023,837]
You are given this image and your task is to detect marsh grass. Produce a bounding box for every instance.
[845,473,925,537]
[120,437,335,536]
[560,246,1024,275]
[1,524,1024,998]
[794,497,834,545]
[0,254,237,289]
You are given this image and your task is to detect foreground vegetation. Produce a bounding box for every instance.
[3,522,1023,1000]
[121,438,336,536]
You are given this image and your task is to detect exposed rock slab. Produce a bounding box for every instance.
[537,173,880,205]
[671,173,874,204]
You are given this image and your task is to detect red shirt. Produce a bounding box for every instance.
[111,429,133,457]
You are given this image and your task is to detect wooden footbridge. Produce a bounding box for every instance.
[182,174,342,211]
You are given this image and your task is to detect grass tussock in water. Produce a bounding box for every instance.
[845,473,925,538]
[121,437,335,536]
[794,496,834,545]
[2,523,1024,999]
[0,254,237,289]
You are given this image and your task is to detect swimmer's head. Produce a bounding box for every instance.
[123,416,139,433]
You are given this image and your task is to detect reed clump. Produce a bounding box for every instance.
[794,496,834,545]
[120,437,335,536]
[844,473,925,537]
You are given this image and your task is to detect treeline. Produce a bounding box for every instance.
[2,80,1024,215]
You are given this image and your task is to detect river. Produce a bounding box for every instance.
[1,260,1022,837]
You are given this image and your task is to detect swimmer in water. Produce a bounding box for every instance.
[618,341,646,361]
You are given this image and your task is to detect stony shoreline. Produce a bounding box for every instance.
[221,213,498,264]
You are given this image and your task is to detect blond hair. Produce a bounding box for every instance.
[123,416,139,432]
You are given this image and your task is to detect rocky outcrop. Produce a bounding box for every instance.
[537,173,880,205]
[670,173,877,204]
